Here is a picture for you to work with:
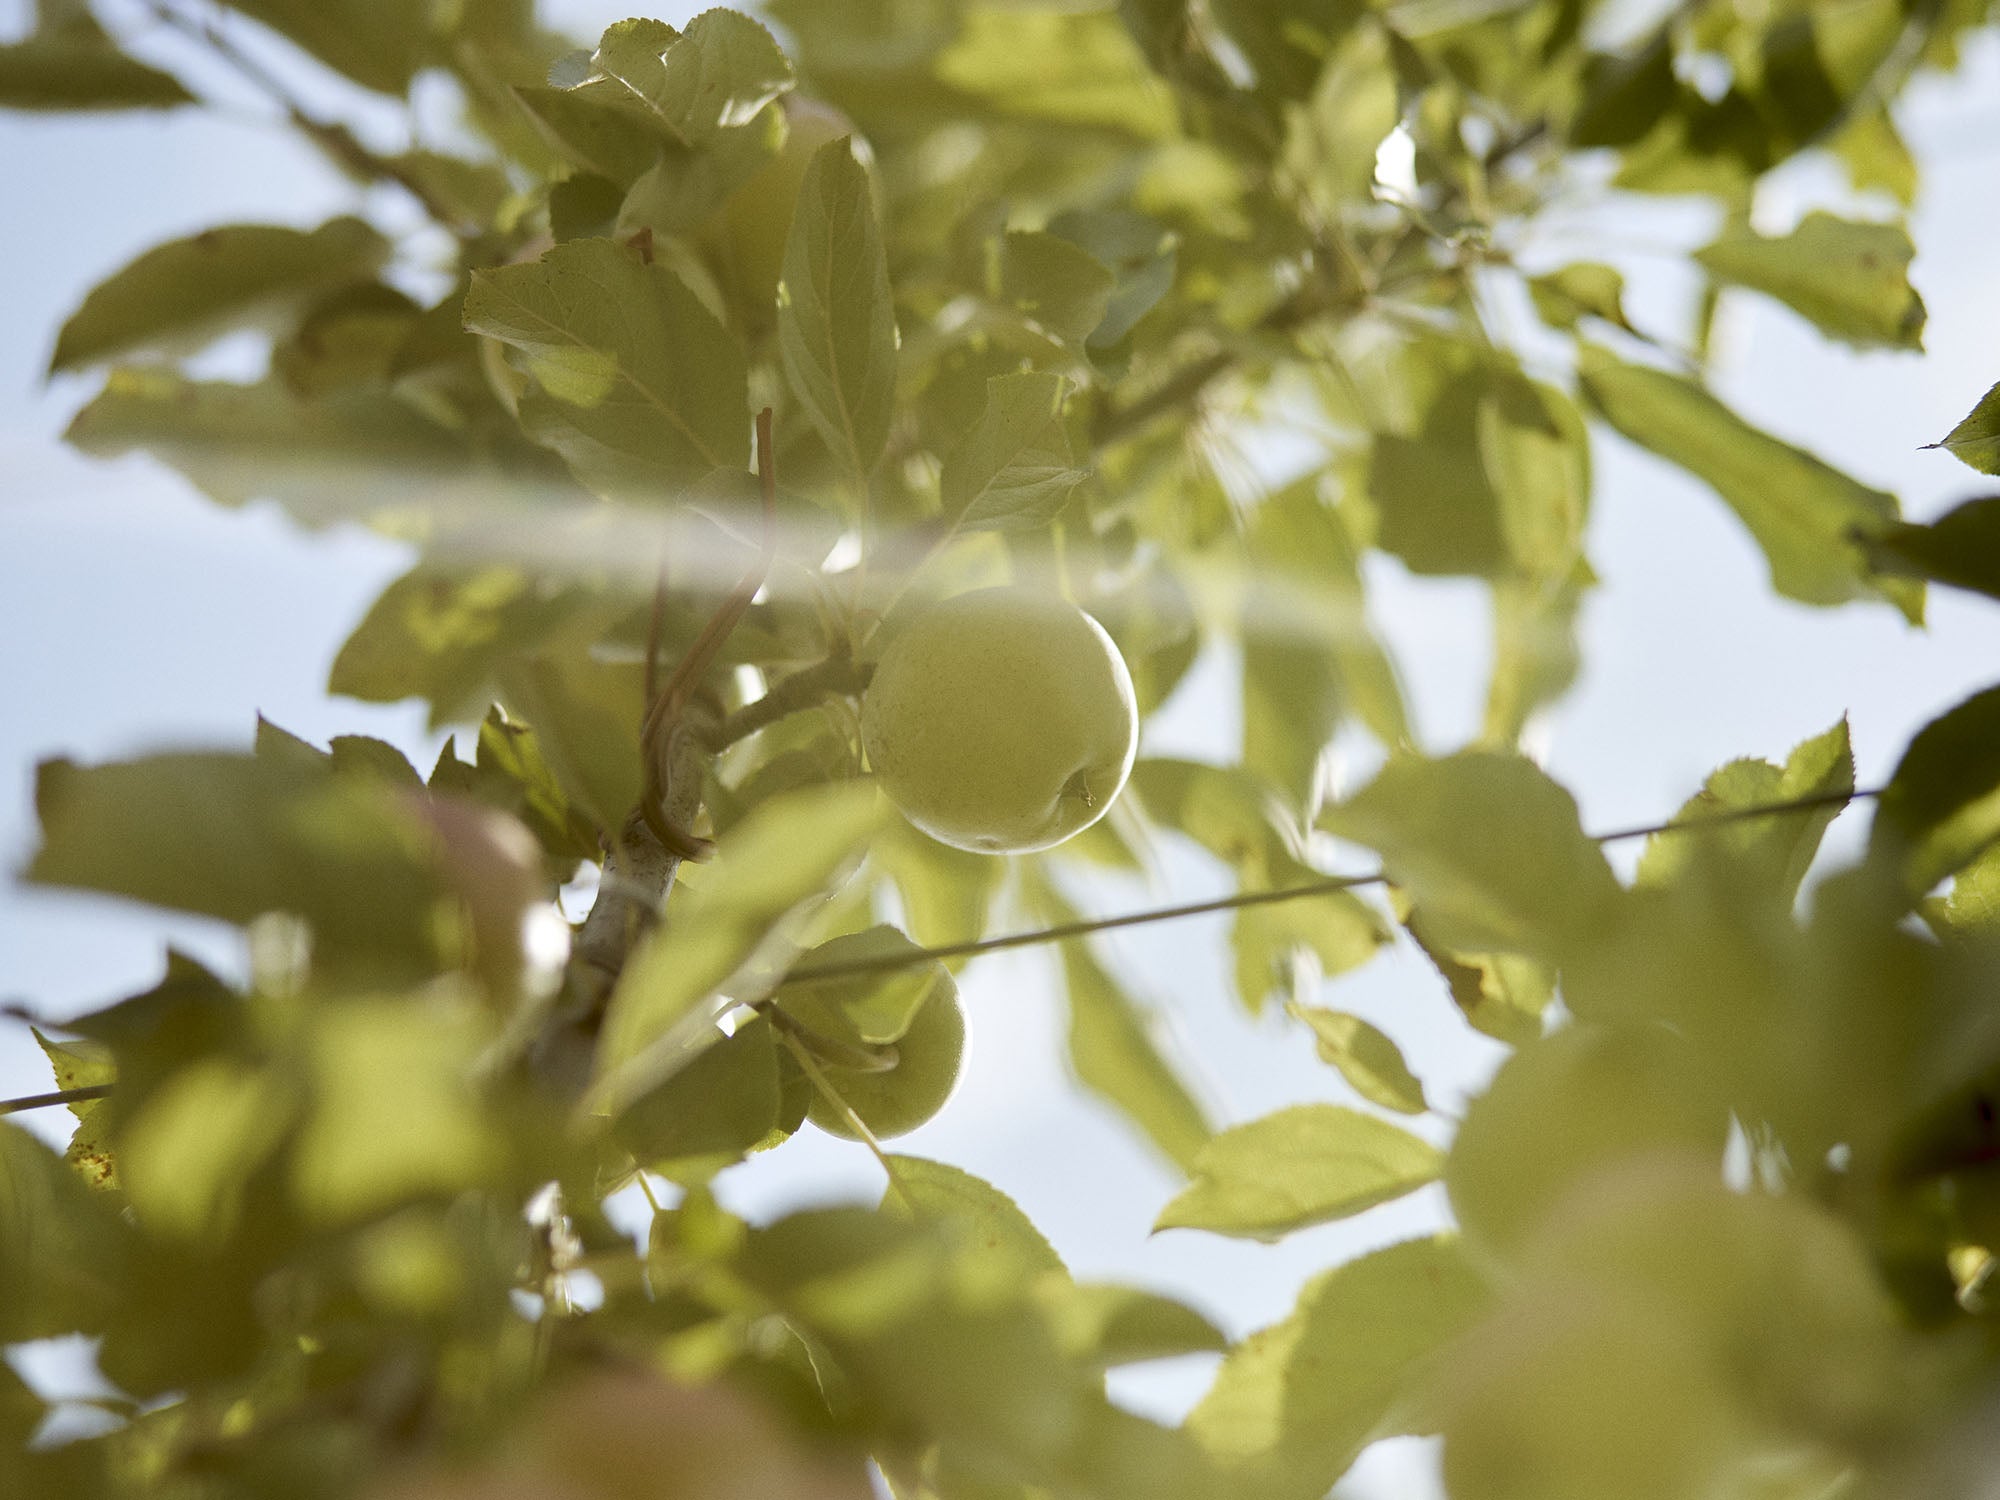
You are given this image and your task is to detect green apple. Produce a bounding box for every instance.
[861,587,1139,855]
[704,95,853,339]
[807,986,966,1141]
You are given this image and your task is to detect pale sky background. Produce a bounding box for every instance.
[3,3,1999,1493]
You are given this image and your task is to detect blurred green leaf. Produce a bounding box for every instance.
[1322,752,1620,961]
[1290,1008,1427,1115]
[219,0,431,94]
[292,993,502,1223]
[1697,211,1925,352]
[64,369,465,526]
[1210,0,1366,102]
[1130,758,1299,879]
[331,563,585,727]
[1403,911,1555,1047]
[1477,374,1590,581]
[1052,1280,1228,1368]
[1927,380,2000,475]
[1231,883,1391,1015]
[1188,1236,1487,1500]
[1570,30,1675,147]
[0,1121,128,1338]
[615,1015,783,1174]
[936,8,1174,139]
[1243,480,1411,807]
[1155,1104,1443,1240]
[1481,564,1591,747]
[1579,346,1921,621]
[998,230,1116,346]
[495,649,644,838]
[1061,935,1212,1173]
[270,281,422,398]
[466,237,749,498]
[940,372,1086,534]
[593,781,886,1112]
[779,139,897,483]
[1526,263,1631,333]
[29,751,444,962]
[50,217,387,373]
[1870,683,2000,897]
[1280,22,1398,212]
[1867,494,2000,601]
[1368,362,1510,578]
[1832,105,1917,204]
[0,3,193,111]
[118,1056,294,1243]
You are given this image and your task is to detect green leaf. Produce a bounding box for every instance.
[0,4,193,111]
[777,925,953,1049]
[614,1016,783,1174]
[884,1154,1066,1279]
[593,10,793,146]
[1155,1104,1443,1240]
[1243,480,1411,807]
[1231,885,1392,1015]
[1188,1237,1487,1500]
[1526,263,1631,333]
[1926,380,2000,475]
[1047,1282,1228,1368]
[1403,916,1555,1048]
[592,781,886,1114]
[1278,22,1399,212]
[50,217,388,373]
[1570,30,1675,148]
[1368,361,1510,578]
[29,751,444,961]
[218,0,431,95]
[1579,345,1920,621]
[64,370,465,527]
[1209,0,1367,102]
[1832,105,1916,205]
[1290,1008,1427,1115]
[1867,494,2000,602]
[511,83,671,185]
[0,1121,128,1338]
[1061,937,1212,1173]
[778,139,897,482]
[494,651,644,837]
[1637,717,1854,907]
[939,372,1086,533]
[1869,683,2000,896]
[32,1027,117,1188]
[1476,375,1590,581]
[118,1056,294,1242]
[270,281,422,398]
[934,9,1174,139]
[1321,752,1621,962]
[1130,758,1299,879]
[1695,211,1925,352]
[330,563,584,728]
[427,709,600,866]
[465,237,749,498]
[292,994,502,1224]
[998,231,1115,346]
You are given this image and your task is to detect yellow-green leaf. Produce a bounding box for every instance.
[1290,1007,1427,1115]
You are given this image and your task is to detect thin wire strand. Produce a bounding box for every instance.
[0,783,1883,1116]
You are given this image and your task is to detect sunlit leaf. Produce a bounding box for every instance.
[1290,1007,1427,1114]
[1476,374,1590,581]
[1526,263,1631,333]
[1061,936,1212,1173]
[935,8,1174,139]
[939,372,1086,533]
[778,139,897,483]
[592,10,792,145]
[1927,380,2000,475]
[1580,346,1921,620]
[1188,1236,1487,1500]
[32,1027,117,1189]
[1050,1281,1228,1368]
[50,217,387,373]
[219,0,431,94]
[997,230,1115,346]
[592,781,886,1113]
[1322,752,1621,962]
[466,237,749,498]
[1155,1104,1443,1240]
[884,1154,1065,1279]
[777,925,951,1049]
[614,1015,783,1175]
[1696,211,1925,352]
[1638,717,1854,907]
[1231,884,1392,1014]
[291,993,502,1223]
[1869,683,2000,897]
[118,1056,294,1242]
[1130,758,1299,879]
[64,369,466,526]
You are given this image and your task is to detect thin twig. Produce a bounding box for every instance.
[140,0,469,233]
[0,1085,112,1118]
